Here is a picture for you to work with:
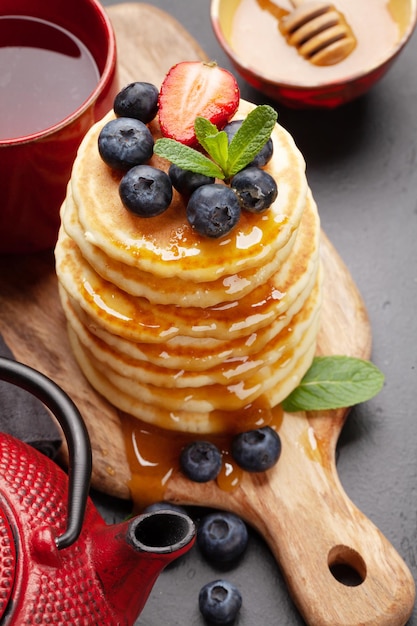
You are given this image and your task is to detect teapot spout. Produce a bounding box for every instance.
[91,509,196,623]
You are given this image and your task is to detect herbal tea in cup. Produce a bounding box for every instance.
[0,0,118,254]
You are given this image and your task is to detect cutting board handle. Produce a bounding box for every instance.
[234,411,415,626]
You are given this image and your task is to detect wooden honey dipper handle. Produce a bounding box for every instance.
[289,0,338,10]
[290,0,325,6]
[279,0,357,65]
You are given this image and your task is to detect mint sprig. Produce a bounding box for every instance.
[282,356,385,412]
[154,105,278,181]
[153,139,224,178]
[226,105,277,176]
[194,117,229,171]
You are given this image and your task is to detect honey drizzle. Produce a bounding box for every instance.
[298,425,330,469]
[78,255,289,343]
[122,403,284,509]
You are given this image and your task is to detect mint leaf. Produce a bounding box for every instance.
[154,138,224,179]
[282,356,385,412]
[154,105,278,182]
[195,116,219,140]
[195,117,229,173]
[227,105,277,176]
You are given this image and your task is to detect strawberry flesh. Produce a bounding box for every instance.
[158,61,240,147]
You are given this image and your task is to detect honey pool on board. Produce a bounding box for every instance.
[122,405,284,508]
[230,0,403,84]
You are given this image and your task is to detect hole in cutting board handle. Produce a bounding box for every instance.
[328,545,367,587]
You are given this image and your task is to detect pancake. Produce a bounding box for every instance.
[67,320,319,433]
[55,96,323,434]
[55,190,320,343]
[62,183,298,308]
[59,255,318,371]
[60,269,321,390]
[70,101,307,283]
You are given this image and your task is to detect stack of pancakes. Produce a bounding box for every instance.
[55,100,322,434]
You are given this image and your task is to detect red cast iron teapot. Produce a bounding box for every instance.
[0,356,196,625]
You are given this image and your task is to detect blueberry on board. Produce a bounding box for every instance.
[199,579,242,625]
[180,441,222,483]
[231,426,281,472]
[223,119,274,167]
[169,163,214,196]
[186,184,241,238]
[197,511,248,563]
[98,117,154,170]
[119,165,172,217]
[113,81,159,124]
[231,166,278,213]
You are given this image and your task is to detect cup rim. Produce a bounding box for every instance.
[0,0,117,147]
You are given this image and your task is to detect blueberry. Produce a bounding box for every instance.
[224,119,273,167]
[197,511,248,563]
[231,166,278,213]
[98,117,154,170]
[114,81,159,124]
[231,426,281,472]
[180,441,222,483]
[186,184,241,238]
[199,580,242,625]
[169,163,214,196]
[119,165,172,216]
[143,501,188,516]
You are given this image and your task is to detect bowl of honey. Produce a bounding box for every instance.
[210,0,417,108]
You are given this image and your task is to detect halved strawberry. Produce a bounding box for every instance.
[158,61,240,147]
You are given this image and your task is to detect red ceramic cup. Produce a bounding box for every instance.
[0,0,118,254]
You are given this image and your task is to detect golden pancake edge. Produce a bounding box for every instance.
[55,99,323,434]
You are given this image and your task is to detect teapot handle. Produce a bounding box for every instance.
[0,356,92,550]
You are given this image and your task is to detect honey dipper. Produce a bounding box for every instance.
[260,0,357,65]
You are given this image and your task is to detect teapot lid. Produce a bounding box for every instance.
[0,507,16,618]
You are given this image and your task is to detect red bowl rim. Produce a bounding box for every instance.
[210,0,417,93]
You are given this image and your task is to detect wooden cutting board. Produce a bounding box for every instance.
[0,4,414,625]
